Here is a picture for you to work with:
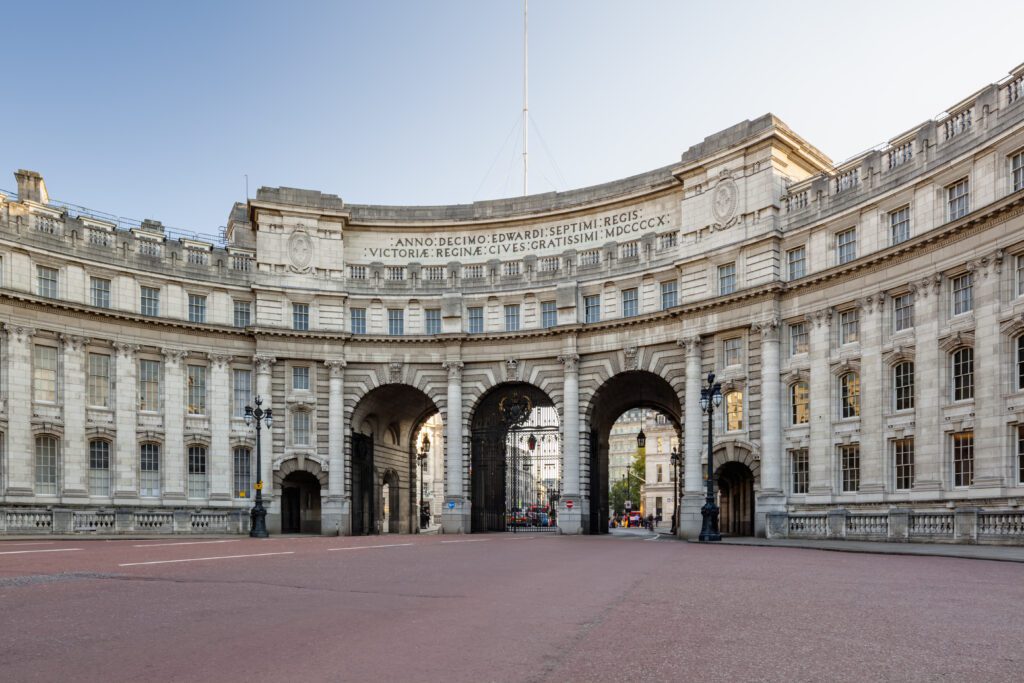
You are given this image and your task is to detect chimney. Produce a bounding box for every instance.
[14,169,49,204]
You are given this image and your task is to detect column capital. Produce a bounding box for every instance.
[324,359,347,377]
[558,353,579,373]
[2,323,36,343]
[161,347,189,366]
[59,333,91,352]
[253,354,277,374]
[751,317,781,341]
[209,353,233,370]
[909,273,942,299]
[114,342,141,358]
[442,360,464,381]
[807,306,834,328]
[677,335,702,356]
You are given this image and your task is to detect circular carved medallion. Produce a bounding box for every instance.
[711,177,738,226]
[288,230,314,270]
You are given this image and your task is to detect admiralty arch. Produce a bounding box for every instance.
[2,65,1024,544]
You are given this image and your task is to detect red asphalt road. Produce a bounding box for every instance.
[1,533,1023,683]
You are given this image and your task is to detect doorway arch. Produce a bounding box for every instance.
[280,470,323,534]
[712,444,759,537]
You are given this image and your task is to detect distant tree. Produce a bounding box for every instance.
[609,453,644,515]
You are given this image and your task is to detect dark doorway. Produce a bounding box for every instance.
[717,461,755,536]
[352,432,374,536]
[381,470,401,534]
[280,470,322,534]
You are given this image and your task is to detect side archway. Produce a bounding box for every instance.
[713,441,759,537]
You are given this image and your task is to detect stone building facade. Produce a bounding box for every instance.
[3,65,1024,542]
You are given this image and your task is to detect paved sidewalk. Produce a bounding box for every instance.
[704,536,1024,563]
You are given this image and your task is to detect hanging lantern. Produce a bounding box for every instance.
[636,428,646,456]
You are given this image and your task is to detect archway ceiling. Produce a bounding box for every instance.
[589,371,682,434]
[351,385,439,442]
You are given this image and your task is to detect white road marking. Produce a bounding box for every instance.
[440,539,491,544]
[132,540,240,548]
[0,541,56,547]
[644,534,661,541]
[119,551,294,566]
[328,543,414,551]
[0,548,81,556]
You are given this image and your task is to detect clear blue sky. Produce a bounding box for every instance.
[2,1,1022,238]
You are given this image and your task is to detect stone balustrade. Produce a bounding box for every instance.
[0,508,249,535]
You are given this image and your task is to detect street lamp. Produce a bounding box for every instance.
[670,447,681,535]
[698,372,723,542]
[418,432,430,529]
[243,395,273,538]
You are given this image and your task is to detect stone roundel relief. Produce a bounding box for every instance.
[288,229,314,270]
[711,176,739,226]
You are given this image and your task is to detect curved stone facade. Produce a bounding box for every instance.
[3,65,1024,542]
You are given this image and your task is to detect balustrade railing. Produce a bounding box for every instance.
[978,512,1024,537]
[6,510,53,531]
[134,512,174,530]
[887,142,913,170]
[943,108,973,141]
[74,511,115,531]
[846,514,888,536]
[191,512,230,532]
[1007,75,1024,105]
[788,514,827,536]
[909,512,954,536]
[834,168,859,194]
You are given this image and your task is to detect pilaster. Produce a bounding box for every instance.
[754,318,784,535]
[441,359,468,533]
[4,325,35,495]
[161,347,188,500]
[858,294,886,495]
[324,358,348,535]
[679,335,704,539]
[912,275,943,490]
[253,355,276,523]
[59,334,90,498]
[558,352,582,534]
[113,342,140,498]
[971,250,1004,489]
[208,353,232,502]
[807,307,834,497]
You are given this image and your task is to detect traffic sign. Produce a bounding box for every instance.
[447,500,456,510]
[624,500,632,510]
[255,482,263,491]
[565,500,574,510]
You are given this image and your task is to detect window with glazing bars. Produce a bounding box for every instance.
[233,369,251,417]
[660,281,677,309]
[387,309,404,335]
[1017,336,1024,391]
[292,411,311,446]
[138,359,161,411]
[187,446,207,498]
[292,366,309,390]
[33,344,58,402]
[140,286,160,316]
[836,229,857,265]
[1014,151,1024,192]
[952,348,973,401]
[292,303,309,331]
[504,304,520,332]
[87,353,111,407]
[790,322,809,355]
[790,449,809,494]
[425,308,441,335]
[725,391,743,431]
[718,263,736,294]
[947,178,970,220]
[139,443,160,497]
[467,307,483,333]
[839,444,860,492]
[893,293,914,332]
[840,373,860,419]
[188,294,206,323]
[621,288,638,317]
[350,308,366,334]
[839,309,859,344]
[952,273,973,315]
[90,277,111,308]
[234,447,252,498]
[35,435,58,495]
[893,361,914,411]
[88,440,110,496]
[1017,255,1024,297]
[233,300,251,328]
[584,295,601,323]
[787,247,806,280]
[1018,425,1024,484]
[889,206,910,245]
[790,382,809,425]
[541,301,557,329]
[952,431,973,487]
[724,338,742,366]
[186,365,206,415]
[893,438,914,490]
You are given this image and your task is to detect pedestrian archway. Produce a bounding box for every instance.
[469,383,560,532]
[713,445,759,537]
[278,468,323,534]
[350,384,440,535]
[586,371,683,534]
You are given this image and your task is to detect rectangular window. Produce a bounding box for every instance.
[234,447,252,499]
[1017,255,1024,297]
[88,440,111,496]
[787,247,807,280]
[425,308,442,335]
[952,431,974,488]
[584,295,601,323]
[660,281,678,309]
[138,359,161,412]
[723,338,742,367]
[894,362,915,411]
[33,345,58,403]
[947,178,970,221]
[790,449,809,494]
[188,294,207,323]
[1018,336,1024,391]
[387,309,404,336]
[90,277,111,308]
[87,352,111,408]
[233,369,251,417]
[836,228,857,265]
[541,301,557,329]
[292,411,311,446]
[140,286,160,317]
[893,438,914,491]
[893,293,914,332]
[952,272,973,315]
[889,206,911,245]
[718,263,736,295]
[840,444,860,493]
[187,446,208,498]
[621,288,638,317]
[839,309,859,345]
[35,436,58,495]
[467,306,484,334]
[1018,425,1024,485]
[790,322,809,355]
[233,300,251,328]
[350,307,366,335]
[656,464,663,483]
[952,348,974,401]
[292,366,310,391]
[36,265,59,298]
[504,304,520,332]
[186,365,207,415]
[1013,151,1024,192]
[292,303,309,331]
[139,443,161,497]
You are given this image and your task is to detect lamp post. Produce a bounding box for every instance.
[670,447,681,535]
[417,432,430,530]
[244,395,273,538]
[698,372,723,542]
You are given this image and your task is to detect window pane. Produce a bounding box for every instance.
[292,366,310,390]
[790,449,809,494]
[186,365,207,415]
[88,440,111,496]
[350,308,366,335]
[35,436,58,494]
[718,263,736,294]
[87,353,111,407]
[33,345,58,402]
[504,304,520,332]
[139,359,161,412]
[425,309,442,335]
[841,373,860,418]
[541,301,557,328]
[141,286,160,316]
[952,348,974,401]
[660,281,678,309]
[787,248,807,280]
[234,447,252,498]
[894,362,915,411]
[840,445,860,492]
[388,309,404,335]
[188,294,207,323]
[584,295,600,323]
[621,288,638,317]
[791,382,809,424]
[952,431,973,487]
[894,438,914,491]
[467,307,483,333]
[726,391,743,431]
[90,277,111,308]
[293,303,309,331]
[187,446,208,498]
[889,206,910,245]
[233,369,252,417]
[233,300,251,328]
[837,229,857,265]
[140,443,161,497]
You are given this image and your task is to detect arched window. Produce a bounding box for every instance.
[140,443,161,497]
[187,445,208,498]
[88,439,111,496]
[790,382,809,425]
[952,348,974,401]
[233,446,252,499]
[292,410,311,446]
[34,435,59,495]
[840,373,860,419]
[725,391,743,431]
[893,362,915,411]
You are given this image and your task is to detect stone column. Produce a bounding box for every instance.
[679,335,704,539]
[858,294,886,496]
[558,353,582,534]
[113,342,140,498]
[161,348,188,500]
[441,360,467,533]
[971,251,1004,489]
[4,325,35,496]
[208,354,232,503]
[253,355,277,530]
[60,334,90,498]
[807,308,834,498]
[755,318,784,535]
[912,275,943,490]
[324,359,348,535]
